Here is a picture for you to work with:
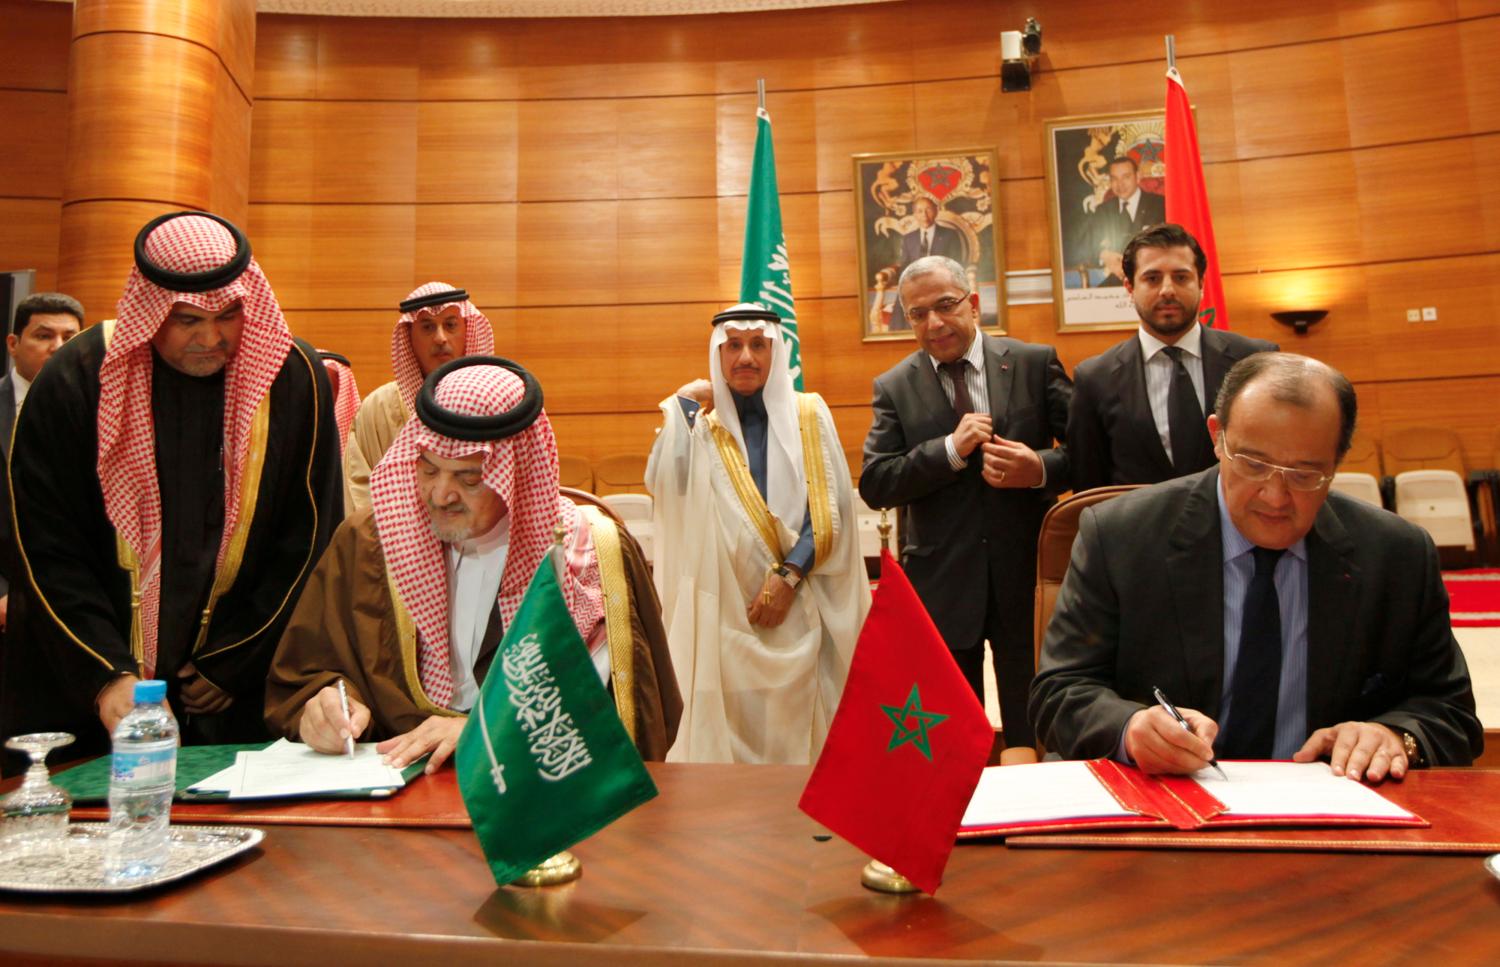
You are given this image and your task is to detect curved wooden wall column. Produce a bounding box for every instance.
[55,0,256,322]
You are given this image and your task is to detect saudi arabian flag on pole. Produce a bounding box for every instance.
[454,547,657,887]
[740,90,802,390]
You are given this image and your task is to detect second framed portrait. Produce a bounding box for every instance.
[852,149,1005,341]
[1044,111,1166,331]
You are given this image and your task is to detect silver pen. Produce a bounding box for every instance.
[336,678,356,759]
[1152,686,1228,782]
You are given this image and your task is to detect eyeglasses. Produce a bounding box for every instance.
[905,293,971,325]
[1222,440,1333,492]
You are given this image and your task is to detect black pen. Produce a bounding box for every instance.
[1152,686,1228,782]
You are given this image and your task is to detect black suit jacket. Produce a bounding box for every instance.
[0,373,14,597]
[1067,326,1278,493]
[1030,469,1483,766]
[860,334,1072,652]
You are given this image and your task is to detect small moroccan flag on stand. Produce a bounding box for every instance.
[455,548,657,886]
[740,84,803,389]
[798,551,993,894]
[1165,61,1231,330]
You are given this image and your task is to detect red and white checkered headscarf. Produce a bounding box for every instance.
[99,213,294,677]
[318,351,361,455]
[392,282,494,412]
[368,362,603,709]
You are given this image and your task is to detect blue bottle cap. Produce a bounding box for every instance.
[134,679,167,703]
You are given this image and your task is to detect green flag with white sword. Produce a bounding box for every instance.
[739,94,802,389]
[454,546,657,886]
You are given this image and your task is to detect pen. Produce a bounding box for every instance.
[1152,686,1228,782]
[336,678,355,759]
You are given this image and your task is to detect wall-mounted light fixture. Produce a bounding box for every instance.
[1001,19,1042,92]
[1270,310,1328,336]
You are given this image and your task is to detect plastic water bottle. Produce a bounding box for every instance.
[106,679,178,881]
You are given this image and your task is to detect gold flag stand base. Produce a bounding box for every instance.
[511,851,582,887]
[860,859,918,894]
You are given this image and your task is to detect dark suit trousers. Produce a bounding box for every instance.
[950,558,1034,749]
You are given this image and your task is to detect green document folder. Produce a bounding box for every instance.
[54,743,426,804]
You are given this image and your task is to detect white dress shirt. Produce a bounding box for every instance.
[1137,324,1206,464]
[445,514,510,712]
[929,333,989,470]
[1118,187,1142,222]
[12,370,31,408]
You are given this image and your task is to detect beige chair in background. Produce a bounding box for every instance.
[558,454,594,493]
[601,493,654,565]
[594,453,649,496]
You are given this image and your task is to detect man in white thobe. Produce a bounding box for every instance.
[647,304,870,764]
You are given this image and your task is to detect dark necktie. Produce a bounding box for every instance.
[922,229,932,255]
[1162,346,1213,473]
[940,360,973,417]
[1222,547,1285,760]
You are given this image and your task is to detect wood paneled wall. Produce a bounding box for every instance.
[3,0,1498,467]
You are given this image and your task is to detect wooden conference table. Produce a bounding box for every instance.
[1,763,1498,966]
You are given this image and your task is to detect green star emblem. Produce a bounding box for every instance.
[881,684,949,761]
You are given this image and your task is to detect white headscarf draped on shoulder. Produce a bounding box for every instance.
[368,357,603,709]
[708,303,807,534]
[99,211,293,677]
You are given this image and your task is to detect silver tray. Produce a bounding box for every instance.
[0,823,264,894]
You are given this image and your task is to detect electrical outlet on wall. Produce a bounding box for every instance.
[1407,309,1421,322]
[1421,306,1438,321]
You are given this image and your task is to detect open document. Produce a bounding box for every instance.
[959,759,1423,838]
[188,738,408,800]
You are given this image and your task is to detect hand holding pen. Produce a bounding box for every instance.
[1121,687,1224,778]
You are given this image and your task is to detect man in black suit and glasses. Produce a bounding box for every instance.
[861,255,1072,761]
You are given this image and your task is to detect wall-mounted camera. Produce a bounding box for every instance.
[1001,18,1042,92]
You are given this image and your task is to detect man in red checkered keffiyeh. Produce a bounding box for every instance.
[2,211,344,759]
[342,282,494,514]
[317,349,362,456]
[266,359,683,769]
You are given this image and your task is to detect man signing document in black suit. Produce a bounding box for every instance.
[861,255,1072,762]
[1032,353,1482,781]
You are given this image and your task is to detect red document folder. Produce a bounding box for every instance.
[957,759,1427,839]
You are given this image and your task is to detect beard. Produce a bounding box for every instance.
[426,502,478,542]
[1138,298,1200,338]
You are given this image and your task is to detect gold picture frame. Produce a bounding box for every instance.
[1043,110,1167,332]
[852,148,1005,341]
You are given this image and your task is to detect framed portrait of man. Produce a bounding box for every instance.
[1044,111,1167,331]
[852,149,1005,341]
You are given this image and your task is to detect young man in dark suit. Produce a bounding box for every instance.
[861,255,1072,762]
[1032,353,1482,780]
[1067,223,1277,494]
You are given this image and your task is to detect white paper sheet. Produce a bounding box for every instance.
[961,761,1137,828]
[1191,761,1417,820]
[204,738,406,800]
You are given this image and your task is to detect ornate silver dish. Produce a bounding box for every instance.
[0,823,263,894]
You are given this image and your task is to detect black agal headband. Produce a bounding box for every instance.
[317,350,351,368]
[133,211,252,293]
[400,289,469,315]
[416,356,544,442]
[711,306,780,328]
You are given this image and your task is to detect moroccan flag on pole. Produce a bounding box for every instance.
[455,548,657,887]
[740,103,803,389]
[1165,65,1231,330]
[798,551,992,894]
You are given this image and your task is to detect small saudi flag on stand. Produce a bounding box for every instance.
[740,94,802,389]
[455,548,657,886]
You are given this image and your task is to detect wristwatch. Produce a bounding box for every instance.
[1397,729,1424,768]
[772,563,802,590]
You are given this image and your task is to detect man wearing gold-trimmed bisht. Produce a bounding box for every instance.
[647,305,870,764]
[265,357,681,769]
[1,212,343,764]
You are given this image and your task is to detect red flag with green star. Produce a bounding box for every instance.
[798,551,993,894]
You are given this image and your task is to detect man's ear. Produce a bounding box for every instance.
[1206,414,1223,455]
